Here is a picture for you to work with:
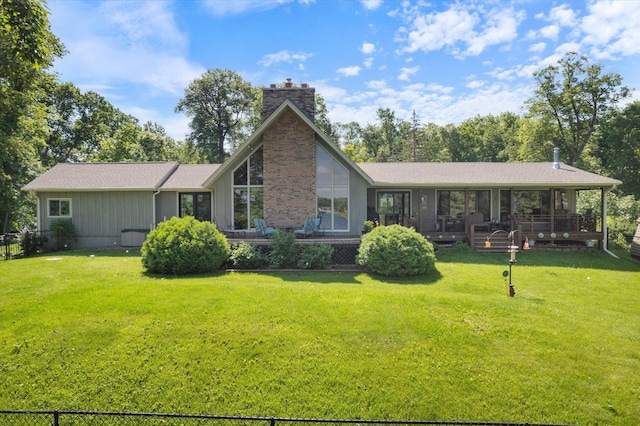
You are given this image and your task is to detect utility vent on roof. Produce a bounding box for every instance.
[553,147,561,169]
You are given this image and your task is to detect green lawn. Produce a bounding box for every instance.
[1,248,639,425]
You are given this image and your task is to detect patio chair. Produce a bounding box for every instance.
[312,216,322,236]
[294,218,315,238]
[467,211,489,232]
[254,218,276,237]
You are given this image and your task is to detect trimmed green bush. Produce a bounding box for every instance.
[230,241,265,269]
[356,224,436,277]
[50,219,77,251]
[267,230,298,269]
[141,216,230,275]
[297,244,333,269]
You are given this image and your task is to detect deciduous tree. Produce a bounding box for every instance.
[527,52,630,166]
[175,69,256,163]
[0,0,64,229]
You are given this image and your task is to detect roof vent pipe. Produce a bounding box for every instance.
[553,147,561,169]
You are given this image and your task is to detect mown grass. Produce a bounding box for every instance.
[0,248,639,425]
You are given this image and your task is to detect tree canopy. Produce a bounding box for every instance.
[1,0,65,230]
[175,69,256,163]
[527,52,630,167]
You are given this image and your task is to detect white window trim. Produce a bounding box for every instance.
[47,198,72,218]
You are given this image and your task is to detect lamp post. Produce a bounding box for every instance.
[485,230,529,297]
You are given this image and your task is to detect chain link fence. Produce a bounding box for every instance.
[0,411,576,426]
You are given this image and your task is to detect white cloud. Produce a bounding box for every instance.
[400,5,523,58]
[363,57,374,69]
[466,80,485,89]
[398,66,419,81]
[539,25,560,40]
[464,7,524,56]
[426,83,454,94]
[49,1,204,96]
[337,66,363,77]
[581,0,640,58]
[361,42,376,55]
[401,5,477,54]
[259,51,313,67]
[201,0,316,16]
[549,4,577,27]
[360,0,383,11]
[366,80,387,90]
[529,42,547,53]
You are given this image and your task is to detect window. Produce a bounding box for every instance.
[317,145,348,231]
[437,190,465,218]
[513,190,550,217]
[233,147,263,230]
[377,192,411,226]
[437,190,490,220]
[48,199,71,217]
[179,192,212,222]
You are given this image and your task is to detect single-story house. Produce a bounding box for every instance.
[23,83,621,251]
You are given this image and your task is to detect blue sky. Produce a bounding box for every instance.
[47,0,640,141]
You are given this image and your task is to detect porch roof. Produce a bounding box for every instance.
[22,162,179,191]
[358,162,622,188]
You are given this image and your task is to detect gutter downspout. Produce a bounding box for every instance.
[152,189,160,231]
[602,187,619,259]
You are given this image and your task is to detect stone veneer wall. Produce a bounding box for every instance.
[263,108,317,228]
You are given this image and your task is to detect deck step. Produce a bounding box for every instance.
[474,233,511,252]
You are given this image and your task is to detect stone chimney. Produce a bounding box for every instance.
[262,79,315,122]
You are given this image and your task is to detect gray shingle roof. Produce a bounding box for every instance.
[160,164,220,190]
[358,162,621,187]
[22,162,180,191]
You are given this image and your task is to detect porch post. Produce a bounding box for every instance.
[550,188,556,234]
[602,187,608,251]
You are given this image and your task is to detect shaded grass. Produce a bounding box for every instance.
[0,248,639,425]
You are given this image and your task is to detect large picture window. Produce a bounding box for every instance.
[48,199,71,217]
[179,192,212,222]
[513,190,550,217]
[437,190,490,220]
[317,145,348,231]
[233,147,264,230]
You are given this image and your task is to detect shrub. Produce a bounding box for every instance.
[356,224,436,277]
[230,241,265,269]
[267,230,298,269]
[50,219,77,251]
[20,231,41,255]
[297,244,333,269]
[361,220,374,234]
[141,216,230,275]
[451,240,471,251]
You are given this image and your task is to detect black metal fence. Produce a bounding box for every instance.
[0,411,576,426]
[1,232,40,260]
